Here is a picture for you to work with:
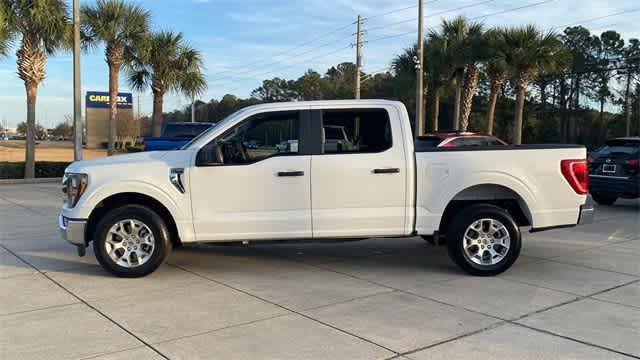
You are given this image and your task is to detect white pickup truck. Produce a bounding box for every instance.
[60,100,593,277]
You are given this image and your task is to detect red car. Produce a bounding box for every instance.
[417,131,508,148]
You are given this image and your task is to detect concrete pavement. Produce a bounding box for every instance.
[0,183,638,359]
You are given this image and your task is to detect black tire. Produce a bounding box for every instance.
[93,204,171,277]
[446,204,521,276]
[591,192,617,206]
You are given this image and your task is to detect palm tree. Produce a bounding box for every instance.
[458,28,486,132]
[392,35,451,134]
[392,47,419,132]
[3,0,69,178]
[127,30,206,136]
[484,28,508,135]
[440,16,483,130]
[424,32,452,132]
[504,25,561,144]
[82,0,149,155]
[0,2,12,57]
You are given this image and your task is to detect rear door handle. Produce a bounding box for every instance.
[277,171,305,177]
[373,168,400,174]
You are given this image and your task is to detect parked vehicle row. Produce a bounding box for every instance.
[417,132,508,149]
[142,122,215,151]
[588,137,640,205]
[60,100,592,278]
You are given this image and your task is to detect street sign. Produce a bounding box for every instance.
[86,91,133,109]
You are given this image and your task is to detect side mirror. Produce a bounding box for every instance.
[196,142,224,166]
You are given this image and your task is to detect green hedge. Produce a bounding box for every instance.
[0,162,71,179]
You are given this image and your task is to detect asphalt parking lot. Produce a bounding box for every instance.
[0,182,638,360]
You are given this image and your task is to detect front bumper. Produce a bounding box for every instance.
[59,214,87,246]
[577,204,594,225]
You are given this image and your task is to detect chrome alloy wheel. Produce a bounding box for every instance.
[105,219,155,268]
[462,218,511,266]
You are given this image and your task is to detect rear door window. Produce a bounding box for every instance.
[320,109,392,154]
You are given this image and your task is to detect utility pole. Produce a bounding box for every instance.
[355,15,363,99]
[414,0,425,138]
[72,0,82,161]
[624,70,632,136]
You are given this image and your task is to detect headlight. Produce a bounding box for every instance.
[62,173,88,207]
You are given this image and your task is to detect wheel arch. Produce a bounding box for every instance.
[85,192,182,248]
[438,184,533,235]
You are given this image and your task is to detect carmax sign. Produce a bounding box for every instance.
[86,91,133,109]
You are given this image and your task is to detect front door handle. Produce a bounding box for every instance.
[277,171,305,177]
[373,168,400,174]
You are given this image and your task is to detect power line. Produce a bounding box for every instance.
[362,0,441,21]
[368,31,415,44]
[208,21,355,78]
[209,0,487,84]
[209,33,354,82]
[215,44,353,83]
[549,8,640,30]
[366,0,556,44]
[468,0,555,21]
[208,0,544,88]
[366,0,496,33]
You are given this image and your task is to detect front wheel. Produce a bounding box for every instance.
[446,204,521,276]
[93,204,171,277]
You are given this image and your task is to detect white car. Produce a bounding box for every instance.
[60,100,593,277]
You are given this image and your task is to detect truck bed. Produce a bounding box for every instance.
[413,144,588,234]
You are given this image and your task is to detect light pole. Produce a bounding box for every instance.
[191,98,195,122]
[415,0,425,138]
[72,0,83,160]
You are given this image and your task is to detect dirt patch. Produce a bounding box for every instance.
[0,140,107,162]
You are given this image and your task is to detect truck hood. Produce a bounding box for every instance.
[65,150,192,174]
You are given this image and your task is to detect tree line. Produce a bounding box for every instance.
[2,1,639,178]
[1,0,206,178]
[170,19,639,147]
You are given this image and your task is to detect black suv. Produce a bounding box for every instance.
[588,137,640,205]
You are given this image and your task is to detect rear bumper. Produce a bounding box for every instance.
[59,214,87,246]
[589,175,640,197]
[530,204,593,233]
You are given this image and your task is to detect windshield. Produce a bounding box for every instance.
[597,140,640,156]
[180,122,223,149]
[180,106,261,150]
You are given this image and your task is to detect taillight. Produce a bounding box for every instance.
[561,159,589,195]
[440,141,455,148]
[626,158,640,168]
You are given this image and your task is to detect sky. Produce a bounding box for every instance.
[1,0,639,129]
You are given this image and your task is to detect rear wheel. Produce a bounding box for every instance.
[591,192,617,206]
[446,204,521,276]
[93,205,171,277]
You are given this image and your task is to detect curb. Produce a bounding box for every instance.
[0,177,61,185]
